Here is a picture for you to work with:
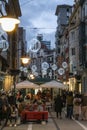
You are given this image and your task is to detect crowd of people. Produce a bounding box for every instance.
[0,89,52,127]
[54,91,87,120]
[0,89,87,127]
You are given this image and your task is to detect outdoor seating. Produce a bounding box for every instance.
[20,110,48,123]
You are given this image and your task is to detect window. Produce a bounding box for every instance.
[85,3,87,17]
[71,48,75,55]
[71,31,75,40]
[67,8,69,17]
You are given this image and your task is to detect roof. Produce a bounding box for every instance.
[55,4,72,15]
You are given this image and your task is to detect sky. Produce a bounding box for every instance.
[19,0,74,49]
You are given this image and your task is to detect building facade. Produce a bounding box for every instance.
[55,0,87,93]
[0,0,21,91]
[29,34,56,80]
[55,4,72,89]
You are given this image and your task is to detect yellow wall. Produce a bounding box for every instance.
[4,75,13,92]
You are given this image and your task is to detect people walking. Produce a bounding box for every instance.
[81,93,87,120]
[54,94,63,119]
[73,93,81,120]
[66,91,73,119]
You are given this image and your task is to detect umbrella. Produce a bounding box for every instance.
[15,80,39,89]
[40,80,68,89]
[29,77,52,85]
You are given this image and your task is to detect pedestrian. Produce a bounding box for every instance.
[66,91,73,119]
[73,93,81,120]
[81,93,87,120]
[9,104,18,127]
[54,94,63,119]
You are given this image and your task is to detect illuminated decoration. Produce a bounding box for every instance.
[42,69,47,75]
[51,64,57,71]
[0,39,9,51]
[29,38,41,53]
[49,72,52,77]
[19,66,28,73]
[21,56,30,65]
[23,67,28,73]
[0,17,20,32]
[58,68,65,75]
[28,73,35,79]
[19,66,23,71]
[0,29,5,37]
[32,71,38,77]
[31,65,37,72]
[42,62,49,70]
[62,62,68,69]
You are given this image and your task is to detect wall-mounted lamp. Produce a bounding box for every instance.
[0,0,20,32]
[0,16,20,32]
[21,56,31,65]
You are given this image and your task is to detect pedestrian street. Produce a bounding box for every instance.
[1,110,87,130]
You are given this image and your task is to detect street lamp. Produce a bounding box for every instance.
[21,56,30,65]
[19,56,31,80]
[0,0,20,32]
[0,16,20,32]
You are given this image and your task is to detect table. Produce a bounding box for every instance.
[20,110,48,123]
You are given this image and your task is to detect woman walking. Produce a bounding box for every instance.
[54,94,63,119]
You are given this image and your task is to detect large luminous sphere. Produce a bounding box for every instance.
[29,38,41,53]
[0,17,20,32]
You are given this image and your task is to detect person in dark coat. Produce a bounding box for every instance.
[55,94,63,119]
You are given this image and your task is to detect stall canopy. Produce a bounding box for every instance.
[40,80,68,89]
[15,80,39,89]
[29,77,52,85]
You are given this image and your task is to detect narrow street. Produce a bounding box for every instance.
[2,110,87,130]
